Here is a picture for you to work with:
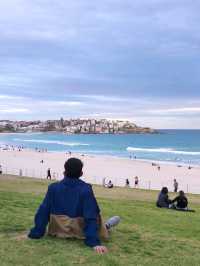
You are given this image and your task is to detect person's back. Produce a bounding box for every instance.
[156,187,171,208]
[48,178,99,217]
[28,158,119,254]
[176,195,188,209]
[172,191,188,209]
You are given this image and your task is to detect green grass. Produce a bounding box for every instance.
[1,175,200,266]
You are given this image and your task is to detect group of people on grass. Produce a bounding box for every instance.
[156,186,193,211]
[28,157,194,255]
[103,176,139,189]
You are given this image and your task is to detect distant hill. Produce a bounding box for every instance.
[0,118,157,134]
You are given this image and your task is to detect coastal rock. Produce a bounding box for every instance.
[0,119,157,134]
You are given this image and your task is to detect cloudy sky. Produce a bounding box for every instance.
[0,0,200,129]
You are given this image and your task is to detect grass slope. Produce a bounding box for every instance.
[0,175,200,266]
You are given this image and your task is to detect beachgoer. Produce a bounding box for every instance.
[0,165,2,175]
[28,158,120,254]
[40,160,44,164]
[107,180,114,189]
[171,191,188,210]
[173,179,178,193]
[134,176,139,188]
[125,179,130,187]
[156,187,172,208]
[47,168,51,180]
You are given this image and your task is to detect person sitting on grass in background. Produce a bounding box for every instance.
[107,180,114,189]
[156,187,172,208]
[28,158,120,254]
[171,190,188,210]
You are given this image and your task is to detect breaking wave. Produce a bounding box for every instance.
[126,147,200,155]
[13,139,90,147]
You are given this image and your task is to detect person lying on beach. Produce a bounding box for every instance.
[156,187,172,208]
[28,158,120,254]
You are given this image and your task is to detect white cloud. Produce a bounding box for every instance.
[0,1,200,129]
[0,95,24,100]
[0,108,30,113]
[150,107,200,114]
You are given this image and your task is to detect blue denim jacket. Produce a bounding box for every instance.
[28,177,101,247]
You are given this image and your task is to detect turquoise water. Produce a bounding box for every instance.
[0,130,200,165]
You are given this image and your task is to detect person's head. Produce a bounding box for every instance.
[174,179,176,182]
[64,158,83,179]
[179,190,185,197]
[161,187,168,194]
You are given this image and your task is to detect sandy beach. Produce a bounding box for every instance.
[0,148,200,194]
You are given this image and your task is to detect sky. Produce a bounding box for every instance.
[0,0,200,129]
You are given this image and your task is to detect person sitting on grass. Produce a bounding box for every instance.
[107,180,114,189]
[171,190,188,210]
[28,158,120,254]
[156,187,172,208]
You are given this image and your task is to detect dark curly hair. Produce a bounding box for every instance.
[64,158,83,179]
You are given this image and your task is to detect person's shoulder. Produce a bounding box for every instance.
[47,181,61,191]
[79,179,92,189]
[78,179,93,193]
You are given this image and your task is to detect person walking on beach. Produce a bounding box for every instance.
[125,179,130,187]
[28,158,120,254]
[0,164,2,175]
[134,176,139,188]
[47,168,51,180]
[173,179,178,193]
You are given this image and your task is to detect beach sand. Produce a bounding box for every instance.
[0,149,200,194]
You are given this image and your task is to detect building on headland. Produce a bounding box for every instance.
[0,118,157,134]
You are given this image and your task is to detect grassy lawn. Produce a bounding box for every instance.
[0,175,200,266]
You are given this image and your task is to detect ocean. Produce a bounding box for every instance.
[0,130,200,165]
